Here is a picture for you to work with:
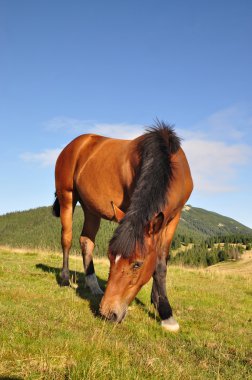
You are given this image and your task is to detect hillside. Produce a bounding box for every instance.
[180,205,252,238]
[0,205,251,255]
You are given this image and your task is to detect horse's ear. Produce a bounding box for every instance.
[146,212,164,236]
[111,201,125,222]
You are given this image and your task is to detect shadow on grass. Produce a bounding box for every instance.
[36,263,105,317]
[134,297,159,322]
[36,263,158,322]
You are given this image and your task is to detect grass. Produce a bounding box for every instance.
[207,250,252,275]
[0,248,251,380]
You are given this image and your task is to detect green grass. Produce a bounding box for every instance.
[0,249,251,379]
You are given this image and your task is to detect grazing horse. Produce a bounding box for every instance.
[53,121,193,331]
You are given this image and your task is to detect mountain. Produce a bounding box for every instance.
[0,205,251,256]
[179,205,252,239]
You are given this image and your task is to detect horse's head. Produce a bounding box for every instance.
[100,204,164,322]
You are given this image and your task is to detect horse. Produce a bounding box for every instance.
[53,121,193,331]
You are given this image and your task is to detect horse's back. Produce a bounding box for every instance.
[55,134,105,193]
[55,134,134,219]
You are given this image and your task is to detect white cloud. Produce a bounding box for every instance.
[93,123,143,139]
[44,117,92,133]
[192,105,252,142]
[22,108,252,195]
[20,148,61,167]
[21,131,251,194]
[182,138,251,192]
[44,116,144,139]
[179,104,252,193]
[20,121,143,167]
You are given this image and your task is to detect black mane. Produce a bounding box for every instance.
[109,121,181,258]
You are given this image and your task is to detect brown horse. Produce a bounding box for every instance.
[53,121,193,331]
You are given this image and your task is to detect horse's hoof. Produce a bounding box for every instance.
[61,278,70,286]
[61,271,70,286]
[161,317,180,332]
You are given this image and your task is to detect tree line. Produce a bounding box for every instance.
[0,207,251,266]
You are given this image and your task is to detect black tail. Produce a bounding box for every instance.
[52,193,60,217]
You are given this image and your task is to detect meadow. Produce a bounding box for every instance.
[0,248,251,380]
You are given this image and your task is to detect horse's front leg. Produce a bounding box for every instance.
[151,212,181,332]
[151,256,179,332]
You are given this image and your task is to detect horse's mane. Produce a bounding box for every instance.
[109,120,181,258]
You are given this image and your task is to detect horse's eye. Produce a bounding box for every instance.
[132,261,143,270]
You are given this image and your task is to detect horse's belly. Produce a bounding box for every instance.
[76,171,125,219]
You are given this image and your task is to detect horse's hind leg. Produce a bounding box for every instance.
[59,191,76,286]
[80,208,103,295]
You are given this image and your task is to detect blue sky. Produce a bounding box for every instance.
[1,0,252,227]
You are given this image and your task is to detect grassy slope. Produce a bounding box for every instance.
[0,206,251,255]
[207,250,252,275]
[0,207,117,256]
[0,249,251,379]
[180,206,252,238]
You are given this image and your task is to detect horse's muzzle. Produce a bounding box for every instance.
[99,303,127,323]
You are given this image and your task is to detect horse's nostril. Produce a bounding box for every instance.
[110,312,118,321]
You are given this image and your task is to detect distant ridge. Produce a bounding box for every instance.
[0,205,251,255]
[180,205,252,238]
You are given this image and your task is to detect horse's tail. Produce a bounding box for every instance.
[52,192,60,217]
